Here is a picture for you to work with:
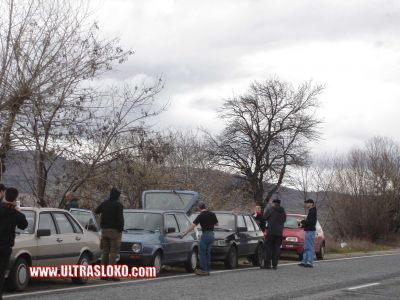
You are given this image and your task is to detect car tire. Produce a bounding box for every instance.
[184,248,198,273]
[251,243,264,266]
[7,257,30,292]
[72,253,90,284]
[152,251,163,275]
[316,243,325,260]
[224,246,238,269]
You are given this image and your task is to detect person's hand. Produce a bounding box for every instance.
[179,233,185,239]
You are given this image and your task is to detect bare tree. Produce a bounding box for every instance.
[0,0,132,178]
[207,77,323,205]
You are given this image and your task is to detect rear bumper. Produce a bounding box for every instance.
[281,242,303,254]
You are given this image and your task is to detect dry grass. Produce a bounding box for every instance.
[325,233,400,254]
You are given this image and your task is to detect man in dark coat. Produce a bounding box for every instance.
[298,199,317,268]
[0,188,28,300]
[95,187,124,280]
[262,199,286,270]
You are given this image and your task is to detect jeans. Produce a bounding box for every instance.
[0,247,12,300]
[199,231,214,272]
[302,231,316,265]
[265,235,282,268]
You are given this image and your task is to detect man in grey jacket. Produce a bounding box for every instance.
[261,199,286,270]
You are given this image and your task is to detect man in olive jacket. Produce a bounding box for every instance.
[262,199,286,270]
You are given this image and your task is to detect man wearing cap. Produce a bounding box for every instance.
[0,188,28,300]
[262,199,286,270]
[298,199,317,268]
[180,201,218,276]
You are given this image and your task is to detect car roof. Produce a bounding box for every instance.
[123,209,186,214]
[287,213,306,218]
[21,207,69,213]
[194,210,252,216]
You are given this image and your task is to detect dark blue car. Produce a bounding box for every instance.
[118,190,199,275]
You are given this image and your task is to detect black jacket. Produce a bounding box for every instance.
[95,189,124,232]
[253,213,266,232]
[301,207,317,231]
[0,202,28,247]
[263,205,286,236]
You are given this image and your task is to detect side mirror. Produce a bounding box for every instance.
[166,227,176,234]
[237,227,247,233]
[37,229,51,237]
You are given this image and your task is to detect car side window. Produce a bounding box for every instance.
[66,214,83,234]
[53,213,75,234]
[251,217,261,231]
[244,215,256,231]
[175,214,191,232]
[237,215,246,228]
[316,221,322,231]
[164,214,179,233]
[38,213,57,235]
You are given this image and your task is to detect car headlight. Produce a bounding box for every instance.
[131,243,142,253]
[213,240,228,247]
[285,237,298,242]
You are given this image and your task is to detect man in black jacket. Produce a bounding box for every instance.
[95,187,124,275]
[262,199,286,270]
[0,188,28,300]
[298,199,317,268]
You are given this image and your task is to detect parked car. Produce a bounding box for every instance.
[5,207,101,292]
[190,211,264,269]
[69,208,101,234]
[118,190,199,275]
[280,214,325,261]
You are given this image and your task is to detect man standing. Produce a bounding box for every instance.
[262,199,286,270]
[0,188,28,300]
[95,187,124,280]
[298,199,317,268]
[253,205,266,232]
[180,201,218,276]
[64,192,79,211]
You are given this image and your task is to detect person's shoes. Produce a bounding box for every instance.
[304,264,313,268]
[195,269,209,276]
[272,266,277,270]
[298,263,306,267]
[266,265,272,269]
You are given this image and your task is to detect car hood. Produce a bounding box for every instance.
[122,231,161,244]
[283,228,305,240]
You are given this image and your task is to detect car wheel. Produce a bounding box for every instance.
[316,243,325,260]
[72,253,90,284]
[251,244,264,266]
[152,251,163,275]
[7,257,30,292]
[224,246,238,269]
[184,248,198,273]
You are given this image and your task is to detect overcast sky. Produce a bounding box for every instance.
[92,0,400,155]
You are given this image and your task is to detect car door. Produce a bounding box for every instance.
[52,212,82,264]
[35,212,63,266]
[175,213,196,257]
[163,214,182,263]
[236,215,249,256]
[243,215,258,255]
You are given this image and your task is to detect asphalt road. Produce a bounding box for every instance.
[4,252,400,300]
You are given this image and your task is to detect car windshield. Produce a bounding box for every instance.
[16,210,35,234]
[143,192,194,210]
[123,212,162,232]
[284,216,305,229]
[190,213,235,231]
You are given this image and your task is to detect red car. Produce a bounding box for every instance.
[280,214,325,261]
